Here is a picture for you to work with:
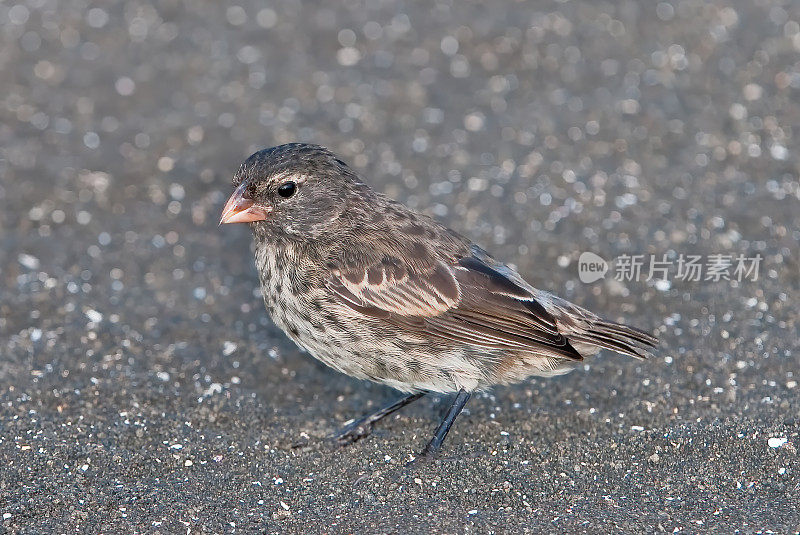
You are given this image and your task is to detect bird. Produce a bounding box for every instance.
[219,143,657,456]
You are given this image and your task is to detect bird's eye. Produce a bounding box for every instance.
[277,181,297,198]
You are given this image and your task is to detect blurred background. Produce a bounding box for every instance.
[1,0,798,532]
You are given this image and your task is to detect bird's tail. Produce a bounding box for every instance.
[567,318,658,360]
[537,292,659,360]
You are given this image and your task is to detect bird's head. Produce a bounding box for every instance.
[220,143,363,239]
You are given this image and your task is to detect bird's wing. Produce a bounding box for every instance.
[325,249,584,361]
[326,255,460,318]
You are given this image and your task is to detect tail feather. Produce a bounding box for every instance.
[593,320,658,348]
[540,295,658,360]
[570,320,656,360]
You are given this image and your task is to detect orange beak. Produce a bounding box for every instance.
[219,183,272,225]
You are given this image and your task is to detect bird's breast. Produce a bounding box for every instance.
[253,243,332,343]
[254,244,316,310]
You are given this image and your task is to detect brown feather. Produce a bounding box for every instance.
[326,251,585,361]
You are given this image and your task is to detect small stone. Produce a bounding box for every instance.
[768,437,788,448]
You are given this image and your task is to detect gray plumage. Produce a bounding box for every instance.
[227,143,657,395]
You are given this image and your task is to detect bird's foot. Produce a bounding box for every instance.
[333,419,374,446]
[403,446,440,468]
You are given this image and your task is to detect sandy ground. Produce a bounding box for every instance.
[1,0,798,532]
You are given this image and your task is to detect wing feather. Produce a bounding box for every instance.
[325,252,584,361]
[328,257,458,317]
[325,242,656,362]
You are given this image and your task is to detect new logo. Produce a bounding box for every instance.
[578,252,608,283]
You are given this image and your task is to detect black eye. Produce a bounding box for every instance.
[277,181,297,198]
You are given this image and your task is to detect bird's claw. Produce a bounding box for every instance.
[404,449,439,468]
[333,421,373,446]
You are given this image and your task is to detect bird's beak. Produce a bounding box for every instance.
[219,183,272,225]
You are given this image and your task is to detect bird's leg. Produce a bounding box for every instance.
[419,389,471,457]
[335,391,427,445]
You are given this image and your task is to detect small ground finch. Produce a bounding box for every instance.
[220,143,657,455]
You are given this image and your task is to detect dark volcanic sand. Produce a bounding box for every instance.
[1,1,798,532]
